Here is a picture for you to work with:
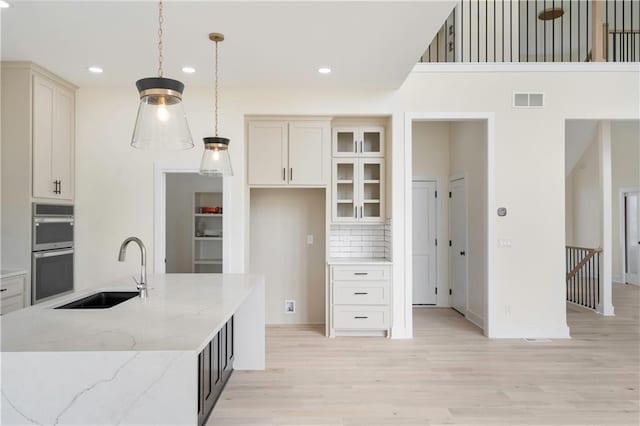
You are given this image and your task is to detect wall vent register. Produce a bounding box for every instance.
[513,92,545,108]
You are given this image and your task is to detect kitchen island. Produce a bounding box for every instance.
[1,273,265,425]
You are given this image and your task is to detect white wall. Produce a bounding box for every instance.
[165,173,222,273]
[75,65,639,338]
[611,121,640,282]
[249,189,325,325]
[412,121,451,307]
[450,120,488,329]
[567,138,602,248]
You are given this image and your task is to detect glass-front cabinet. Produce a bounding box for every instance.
[332,158,384,223]
[333,126,384,157]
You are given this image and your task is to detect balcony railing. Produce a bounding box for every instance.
[419,0,639,63]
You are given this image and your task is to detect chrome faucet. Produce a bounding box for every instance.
[118,237,148,298]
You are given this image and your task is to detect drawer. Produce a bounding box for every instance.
[332,266,389,281]
[1,294,24,315]
[333,306,389,330]
[0,276,25,300]
[333,282,388,305]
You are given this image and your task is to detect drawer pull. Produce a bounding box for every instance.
[354,292,368,295]
[354,316,368,319]
[353,272,368,276]
[0,288,6,292]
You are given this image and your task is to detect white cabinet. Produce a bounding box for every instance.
[32,73,75,200]
[333,126,384,157]
[332,158,385,223]
[329,264,391,337]
[1,273,26,315]
[248,120,330,186]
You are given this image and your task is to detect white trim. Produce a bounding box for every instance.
[413,62,640,73]
[404,112,496,338]
[490,325,571,339]
[619,187,640,285]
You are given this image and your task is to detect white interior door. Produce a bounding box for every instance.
[412,181,437,305]
[625,192,639,285]
[450,178,467,314]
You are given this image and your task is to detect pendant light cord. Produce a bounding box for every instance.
[157,0,164,78]
[214,39,219,137]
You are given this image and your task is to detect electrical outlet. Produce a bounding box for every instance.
[498,239,512,248]
[307,234,314,245]
[284,300,296,314]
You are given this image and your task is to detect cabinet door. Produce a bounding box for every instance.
[332,127,358,157]
[332,158,359,223]
[358,158,385,223]
[52,86,75,200]
[359,126,385,157]
[248,121,288,185]
[32,75,56,199]
[289,121,329,185]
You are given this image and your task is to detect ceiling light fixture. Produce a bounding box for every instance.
[131,0,193,151]
[538,7,564,21]
[88,66,103,74]
[199,33,233,177]
[318,67,332,74]
[0,1,11,9]
[182,66,196,74]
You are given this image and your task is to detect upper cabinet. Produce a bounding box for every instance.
[333,126,384,157]
[32,74,75,200]
[332,158,385,224]
[247,119,330,186]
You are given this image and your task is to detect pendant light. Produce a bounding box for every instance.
[199,33,233,177]
[131,0,194,151]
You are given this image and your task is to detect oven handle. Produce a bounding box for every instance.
[34,249,74,258]
[34,217,74,224]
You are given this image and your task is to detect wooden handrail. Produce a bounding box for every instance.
[566,247,602,281]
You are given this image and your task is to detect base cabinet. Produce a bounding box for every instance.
[0,274,26,315]
[329,265,391,337]
[198,316,234,425]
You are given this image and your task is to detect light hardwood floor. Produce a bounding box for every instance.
[209,284,639,425]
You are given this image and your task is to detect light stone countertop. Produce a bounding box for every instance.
[327,258,393,265]
[0,269,28,279]
[1,273,262,353]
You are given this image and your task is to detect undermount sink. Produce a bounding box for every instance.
[55,291,139,309]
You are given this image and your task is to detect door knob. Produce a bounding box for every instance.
[460,251,466,256]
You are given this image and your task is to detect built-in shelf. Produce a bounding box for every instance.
[337,200,354,204]
[363,200,380,203]
[336,180,353,184]
[363,180,380,184]
[193,191,223,273]
[194,237,223,241]
[194,213,223,217]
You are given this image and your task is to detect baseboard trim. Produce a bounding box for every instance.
[465,310,485,331]
[488,324,571,339]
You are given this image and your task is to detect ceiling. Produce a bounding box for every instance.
[1,1,455,89]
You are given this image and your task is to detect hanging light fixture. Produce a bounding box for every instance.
[199,33,233,177]
[131,0,194,151]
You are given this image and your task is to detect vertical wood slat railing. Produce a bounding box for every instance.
[566,246,602,311]
[419,0,639,63]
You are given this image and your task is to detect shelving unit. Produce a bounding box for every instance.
[192,192,223,273]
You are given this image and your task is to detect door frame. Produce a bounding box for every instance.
[404,112,495,338]
[153,161,230,274]
[619,187,640,285]
[411,177,439,306]
[448,174,469,317]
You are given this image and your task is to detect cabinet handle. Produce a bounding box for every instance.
[0,288,7,292]
[354,292,368,295]
[360,206,363,218]
[354,206,357,218]
[58,180,62,194]
[282,168,286,181]
[354,316,368,319]
[354,272,368,276]
[290,168,293,181]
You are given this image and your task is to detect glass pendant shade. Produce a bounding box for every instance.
[199,137,233,177]
[131,77,194,150]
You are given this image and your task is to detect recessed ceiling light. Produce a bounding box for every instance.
[182,66,196,74]
[0,1,12,8]
[318,67,331,74]
[88,66,103,74]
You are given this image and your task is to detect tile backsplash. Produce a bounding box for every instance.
[329,221,392,259]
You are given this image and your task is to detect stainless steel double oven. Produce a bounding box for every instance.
[32,203,74,303]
